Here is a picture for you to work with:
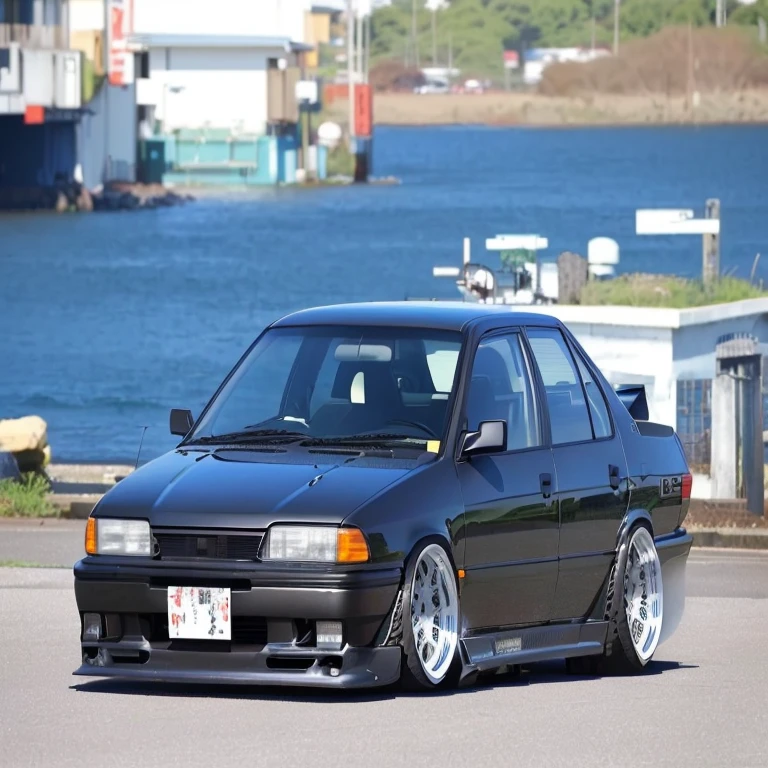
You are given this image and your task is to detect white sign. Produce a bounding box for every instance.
[295,80,319,103]
[636,209,719,235]
[486,235,549,251]
[433,266,461,277]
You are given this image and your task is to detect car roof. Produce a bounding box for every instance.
[271,301,561,332]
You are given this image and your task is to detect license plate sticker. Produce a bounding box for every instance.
[167,586,231,640]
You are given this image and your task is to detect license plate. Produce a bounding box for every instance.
[167,586,231,640]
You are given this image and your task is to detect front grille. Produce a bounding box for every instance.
[141,613,268,645]
[153,531,264,561]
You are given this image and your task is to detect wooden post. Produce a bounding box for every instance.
[557,251,589,305]
[702,198,720,285]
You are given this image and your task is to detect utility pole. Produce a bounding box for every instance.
[715,0,727,28]
[448,32,453,80]
[356,6,363,82]
[591,13,596,53]
[411,0,420,69]
[613,0,620,56]
[431,7,438,66]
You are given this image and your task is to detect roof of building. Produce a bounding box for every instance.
[272,301,561,332]
[521,296,768,330]
[128,34,313,53]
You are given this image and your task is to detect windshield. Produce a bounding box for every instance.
[188,325,464,445]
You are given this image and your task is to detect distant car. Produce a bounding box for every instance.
[73,302,693,691]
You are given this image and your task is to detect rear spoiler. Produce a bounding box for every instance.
[615,385,649,421]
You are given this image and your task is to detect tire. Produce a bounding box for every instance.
[399,542,461,691]
[600,523,664,674]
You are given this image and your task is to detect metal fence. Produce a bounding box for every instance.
[676,378,712,472]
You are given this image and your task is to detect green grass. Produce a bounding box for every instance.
[579,274,767,309]
[0,561,63,569]
[325,142,355,177]
[0,474,58,519]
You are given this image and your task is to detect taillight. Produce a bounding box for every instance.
[681,473,692,500]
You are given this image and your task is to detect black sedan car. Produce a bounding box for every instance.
[74,302,692,690]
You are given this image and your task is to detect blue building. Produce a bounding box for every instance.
[0,0,84,205]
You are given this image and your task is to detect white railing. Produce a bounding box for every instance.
[0,23,69,50]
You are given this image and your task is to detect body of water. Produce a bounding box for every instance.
[1,124,767,462]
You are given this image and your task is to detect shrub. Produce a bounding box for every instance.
[539,26,768,97]
[0,474,57,518]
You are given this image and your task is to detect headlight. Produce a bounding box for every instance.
[263,526,369,564]
[85,518,152,556]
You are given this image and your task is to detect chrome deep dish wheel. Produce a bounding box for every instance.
[623,526,663,663]
[409,544,459,684]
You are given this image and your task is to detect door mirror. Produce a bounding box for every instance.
[461,420,507,457]
[170,408,194,437]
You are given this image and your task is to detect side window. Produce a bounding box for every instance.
[526,328,593,445]
[573,350,612,439]
[465,332,541,451]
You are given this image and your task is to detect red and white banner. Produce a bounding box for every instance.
[108,0,134,86]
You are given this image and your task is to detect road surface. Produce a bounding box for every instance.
[1,549,766,767]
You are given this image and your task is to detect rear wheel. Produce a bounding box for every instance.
[400,543,461,691]
[567,524,664,676]
[603,524,664,673]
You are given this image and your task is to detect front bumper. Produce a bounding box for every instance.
[73,557,403,688]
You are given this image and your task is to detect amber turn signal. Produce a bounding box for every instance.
[336,528,370,563]
[85,517,97,555]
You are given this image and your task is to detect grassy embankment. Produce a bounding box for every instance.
[579,274,767,308]
[0,475,57,518]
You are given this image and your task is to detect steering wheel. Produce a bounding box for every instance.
[386,419,438,438]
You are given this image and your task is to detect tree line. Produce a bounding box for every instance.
[369,0,768,78]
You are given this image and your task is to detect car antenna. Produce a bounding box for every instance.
[135,425,149,470]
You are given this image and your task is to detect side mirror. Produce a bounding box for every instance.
[170,408,194,437]
[461,420,507,457]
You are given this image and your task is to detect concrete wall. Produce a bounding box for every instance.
[132,0,310,42]
[147,46,286,133]
[77,79,137,188]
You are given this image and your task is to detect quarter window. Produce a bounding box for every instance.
[573,351,612,439]
[526,328,593,445]
[465,332,541,451]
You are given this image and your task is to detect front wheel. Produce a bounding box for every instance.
[400,542,461,691]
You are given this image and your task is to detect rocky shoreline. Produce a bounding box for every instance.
[0,181,194,213]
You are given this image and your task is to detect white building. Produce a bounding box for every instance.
[128,0,313,134]
[522,299,768,498]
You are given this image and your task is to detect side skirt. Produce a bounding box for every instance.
[459,621,608,681]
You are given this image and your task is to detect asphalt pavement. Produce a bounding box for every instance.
[1,549,767,767]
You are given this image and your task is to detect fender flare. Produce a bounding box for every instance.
[376,533,458,648]
[601,510,654,653]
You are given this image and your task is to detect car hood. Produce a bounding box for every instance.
[93,448,416,529]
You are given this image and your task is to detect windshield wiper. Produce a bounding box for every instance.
[186,429,308,445]
[301,433,426,447]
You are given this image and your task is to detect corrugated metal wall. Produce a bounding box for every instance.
[77,79,137,189]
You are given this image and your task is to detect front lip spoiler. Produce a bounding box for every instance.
[73,645,402,689]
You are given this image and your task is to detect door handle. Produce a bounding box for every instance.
[609,464,621,490]
[540,473,552,499]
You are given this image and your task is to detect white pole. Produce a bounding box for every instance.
[347,0,354,141]
[463,237,471,265]
[356,7,364,84]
